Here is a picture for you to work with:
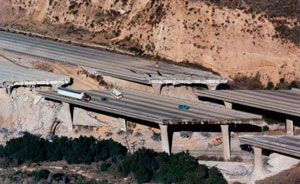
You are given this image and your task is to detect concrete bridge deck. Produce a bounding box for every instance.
[197,89,300,135]
[39,88,262,159]
[239,135,300,175]
[39,88,261,125]
[0,31,227,90]
[240,135,300,158]
[0,55,70,93]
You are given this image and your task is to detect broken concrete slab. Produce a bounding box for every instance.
[0,55,70,92]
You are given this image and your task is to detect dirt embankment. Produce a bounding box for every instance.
[257,165,300,184]
[0,0,299,84]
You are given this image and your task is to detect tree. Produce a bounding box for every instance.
[4,132,47,163]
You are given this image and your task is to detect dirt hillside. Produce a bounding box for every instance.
[0,0,299,84]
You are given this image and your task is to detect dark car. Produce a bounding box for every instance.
[151,133,161,141]
[178,105,190,110]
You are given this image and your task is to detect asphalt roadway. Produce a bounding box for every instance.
[197,89,300,117]
[0,31,227,86]
[38,88,262,125]
[240,135,300,158]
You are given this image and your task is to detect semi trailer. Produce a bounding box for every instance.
[57,87,91,102]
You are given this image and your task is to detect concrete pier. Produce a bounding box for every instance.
[152,84,162,94]
[221,124,231,161]
[207,84,218,90]
[62,102,74,132]
[286,119,294,136]
[159,124,171,154]
[118,118,127,131]
[224,101,232,109]
[253,147,263,176]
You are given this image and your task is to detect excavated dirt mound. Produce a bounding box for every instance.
[256,165,300,184]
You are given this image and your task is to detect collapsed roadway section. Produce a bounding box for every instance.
[0,31,227,93]
[38,88,262,160]
[0,55,70,94]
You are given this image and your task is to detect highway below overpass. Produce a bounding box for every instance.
[0,31,227,89]
[239,135,300,175]
[197,89,300,135]
[39,88,262,125]
[39,88,262,159]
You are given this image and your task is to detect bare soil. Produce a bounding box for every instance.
[256,165,300,184]
[0,0,299,84]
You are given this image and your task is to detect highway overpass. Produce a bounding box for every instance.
[39,88,262,160]
[197,89,300,135]
[239,135,300,176]
[0,31,227,93]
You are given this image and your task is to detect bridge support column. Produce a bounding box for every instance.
[159,124,171,154]
[224,101,232,109]
[207,84,217,90]
[253,147,263,176]
[221,125,231,161]
[152,84,162,95]
[5,87,12,95]
[62,102,74,132]
[118,118,127,131]
[286,119,294,136]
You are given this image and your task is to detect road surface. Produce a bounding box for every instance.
[0,31,227,86]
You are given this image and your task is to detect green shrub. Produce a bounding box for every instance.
[101,163,110,172]
[180,165,208,184]
[128,148,159,183]
[0,133,127,165]
[289,80,300,89]
[121,157,133,176]
[121,149,226,184]
[152,152,199,183]
[266,81,274,89]
[230,73,264,89]
[0,157,10,168]
[4,132,47,163]
[206,167,227,184]
[107,163,121,176]
[230,156,243,162]
[27,169,50,181]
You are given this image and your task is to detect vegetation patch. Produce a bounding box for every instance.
[0,133,226,184]
[0,133,127,164]
[26,169,50,181]
[229,73,264,89]
[121,148,226,184]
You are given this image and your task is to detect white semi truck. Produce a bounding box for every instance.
[57,87,91,102]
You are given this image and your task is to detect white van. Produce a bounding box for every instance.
[110,88,123,99]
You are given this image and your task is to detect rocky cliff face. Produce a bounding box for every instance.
[0,0,299,83]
